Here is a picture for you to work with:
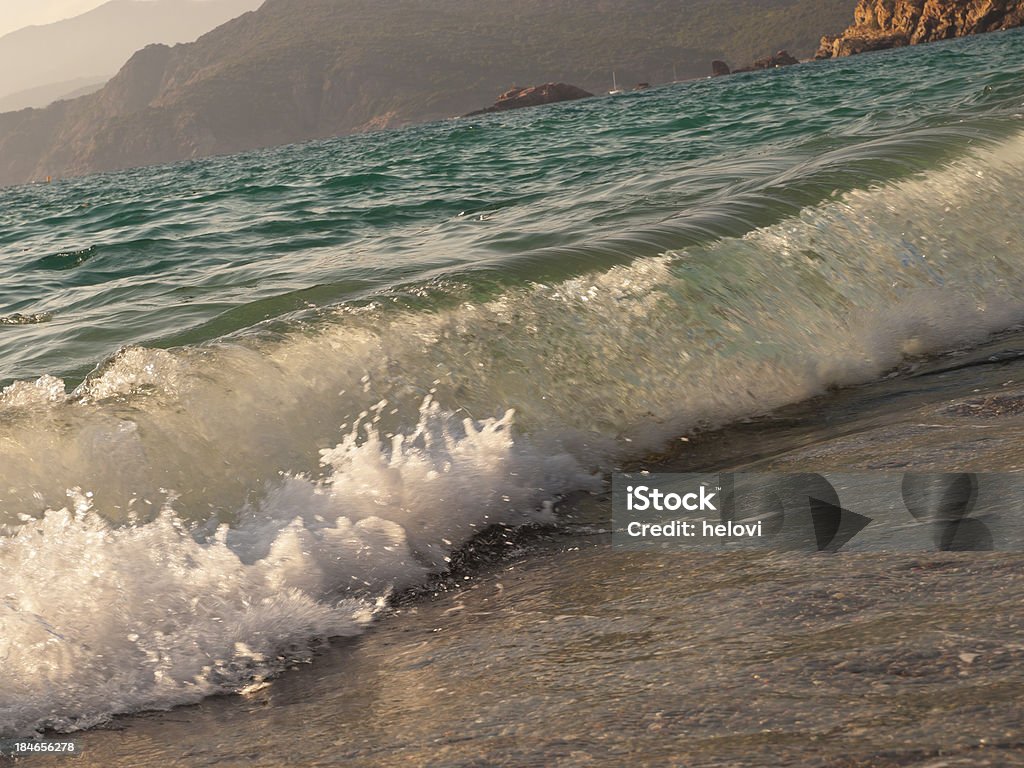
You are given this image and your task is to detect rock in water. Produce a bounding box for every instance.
[464,83,594,116]
[733,49,801,72]
[816,0,1024,59]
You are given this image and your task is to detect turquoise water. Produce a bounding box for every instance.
[2,28,1024,736]
[3,29,1023,385]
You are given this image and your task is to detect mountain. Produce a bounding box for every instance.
[0,0,265,111]
[0,77,108,113]
[817,0,1024,57]
[0,1,116,39]
[0,0,856,188]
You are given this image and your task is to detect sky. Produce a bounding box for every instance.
[0,0,130,38]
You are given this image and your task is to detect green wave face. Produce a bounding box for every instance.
[2,28,1023,387]
[1,26,1023,528]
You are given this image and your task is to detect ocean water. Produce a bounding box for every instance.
[2,27,1024,740]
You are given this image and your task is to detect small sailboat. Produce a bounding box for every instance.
[608,72,624,96]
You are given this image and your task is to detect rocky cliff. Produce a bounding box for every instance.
[816,0,1024,58]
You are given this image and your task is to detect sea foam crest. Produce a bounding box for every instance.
[0,400,595,736]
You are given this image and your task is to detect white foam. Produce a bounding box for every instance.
[0,401,598,736]
[0,374,66,409]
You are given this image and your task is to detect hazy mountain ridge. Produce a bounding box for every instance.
[0,0,264,111]
[0,77,108,113]
[0,0,856,187]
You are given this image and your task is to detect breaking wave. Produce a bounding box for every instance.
[3,124,1024,736]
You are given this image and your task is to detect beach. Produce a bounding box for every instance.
[19,328,1024,767]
